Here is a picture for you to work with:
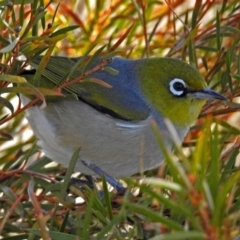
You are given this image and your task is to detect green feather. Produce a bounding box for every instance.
[137,58,207,127]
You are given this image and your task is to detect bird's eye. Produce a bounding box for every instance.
[169,78,186,96]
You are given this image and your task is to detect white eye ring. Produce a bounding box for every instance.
[169,78,186,96]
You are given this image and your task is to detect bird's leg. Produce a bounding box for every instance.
[81,160,126,193]
[70,174,94,189]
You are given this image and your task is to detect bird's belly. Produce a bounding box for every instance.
[24,99,177,177]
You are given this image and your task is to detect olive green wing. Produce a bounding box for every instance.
[23,56,150,121]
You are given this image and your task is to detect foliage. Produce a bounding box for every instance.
[0,0,240,239]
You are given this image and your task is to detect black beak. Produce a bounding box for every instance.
[192,88,227,101]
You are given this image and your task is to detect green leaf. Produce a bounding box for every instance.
[0,96,14,114]
[0,37,19,53]
[50,25,80,37]
[150,231,206,240]
[27,229,77,240]
[102,176,113,220]
[0,74,26,83]
[81,45,106,72]
[125,202,183,231]
[60,148,80,200]
[103,66,119,75]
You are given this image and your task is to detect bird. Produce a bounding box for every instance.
[21,56,226,178]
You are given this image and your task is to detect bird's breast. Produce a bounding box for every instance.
[23,98,188,177]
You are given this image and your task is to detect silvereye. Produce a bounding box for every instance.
[21,56,226,178]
